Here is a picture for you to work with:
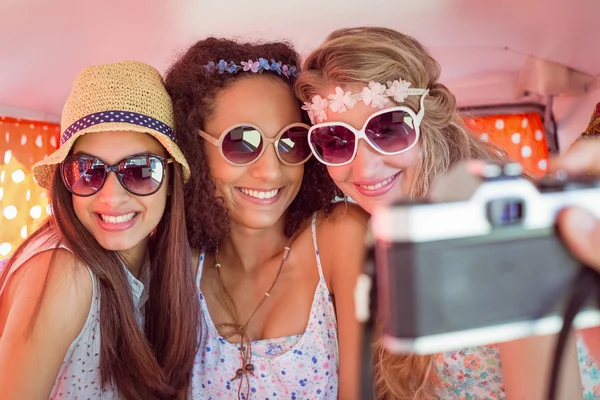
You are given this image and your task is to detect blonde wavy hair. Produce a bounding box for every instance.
[295,26,505,200]
[295,27,506,399]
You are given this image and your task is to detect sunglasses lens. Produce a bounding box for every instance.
[62,156,106,196]
[309,125,356,165]
[119,155,165,195]
[365,110,417,153]
[278,126,311,164]
[222,126,263,165]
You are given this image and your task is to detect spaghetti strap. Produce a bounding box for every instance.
[310,212,326,280]
[195,252,205,288]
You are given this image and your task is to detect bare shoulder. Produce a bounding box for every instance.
[315,202,369,283]
[1,247,92,334]
[6,248,91,297]
[316,201,369,237]
[0,248,93,399]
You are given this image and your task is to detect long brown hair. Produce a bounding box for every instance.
[0,162,200,399]
[296,27,507,399]
[164,37,340,252]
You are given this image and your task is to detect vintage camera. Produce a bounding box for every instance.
[366,160,600,355]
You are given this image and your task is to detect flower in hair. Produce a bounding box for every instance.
[217,60,228,74]
[270,60,282,75]
[386,79,412,103]
[301,95,329,123]
[226,62,238,73]
[282,65,297,78]
[361,82,389,109]
[204,61,216,72]
[242,60,260,73]
[258,58,271,71]
[328,87,357,113]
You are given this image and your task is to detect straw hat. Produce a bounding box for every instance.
[32,60,191,189]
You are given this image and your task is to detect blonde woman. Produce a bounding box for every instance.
[296,27,592,399]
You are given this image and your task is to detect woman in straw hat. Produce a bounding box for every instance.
[0,60,200,400]
[165,37,367,400]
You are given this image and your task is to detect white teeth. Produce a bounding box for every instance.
[100,212,136,224]
[239,188,279,199]
[360,175,396,191]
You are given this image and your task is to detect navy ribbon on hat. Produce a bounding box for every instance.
[61,110,175,145]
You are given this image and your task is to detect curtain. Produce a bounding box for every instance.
[464,112,549,179]
[0,116,60,257]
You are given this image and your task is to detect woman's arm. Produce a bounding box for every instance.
[499,334,582,400]
[318,203,369,400]
[0,249,93,400]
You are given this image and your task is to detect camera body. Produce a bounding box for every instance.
[368,160,600,355]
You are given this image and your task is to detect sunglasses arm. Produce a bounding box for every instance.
[416,89,430,124]
[198,130,219,146]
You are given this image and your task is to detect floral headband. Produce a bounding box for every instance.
[301,79,428,124]
[204,58,297,78]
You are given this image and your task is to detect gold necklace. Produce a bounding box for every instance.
[213,236,294,400]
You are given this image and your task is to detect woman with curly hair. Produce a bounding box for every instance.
[295,26,589,399]
[165,38,367,399]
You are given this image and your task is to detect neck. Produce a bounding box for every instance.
[218,216,290,273]
[119,237,149,278]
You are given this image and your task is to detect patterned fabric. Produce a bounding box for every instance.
[191,213,339,399]
[577,333,600,399]
[433,345,504,399]
[62,110,175,144]
[433,336,600,399]
[0,230,149,399]
[583,102,600,137]
[464,112,549,178]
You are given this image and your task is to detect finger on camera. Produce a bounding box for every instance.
[557,207,600,269]
[549,138,600,175]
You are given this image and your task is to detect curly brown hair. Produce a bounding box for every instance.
[164,37,340,251]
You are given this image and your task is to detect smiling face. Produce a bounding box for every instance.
[318,83,421,214]
[70,130,169,257]
[201,75,304,231]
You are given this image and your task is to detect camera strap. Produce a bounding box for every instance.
[547,265,600,400]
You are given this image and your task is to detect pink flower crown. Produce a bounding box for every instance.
[301,79,428,124]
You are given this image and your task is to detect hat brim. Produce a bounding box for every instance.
[32,122,191,190]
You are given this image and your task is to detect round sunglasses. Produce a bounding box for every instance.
[198,123,312,166]
[61,153,172,197]
[307,90,429,166]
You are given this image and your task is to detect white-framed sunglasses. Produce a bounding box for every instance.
[307,89,429,166]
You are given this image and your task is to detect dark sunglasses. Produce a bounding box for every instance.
[307,90,429,166]
[61,153,172,197]
[199,123,312,166]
